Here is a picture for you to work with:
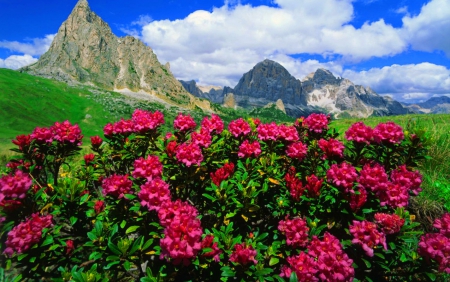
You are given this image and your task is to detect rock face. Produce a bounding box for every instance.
[179,80,224,104]
[404,96,450,114]
[21,0,194,108]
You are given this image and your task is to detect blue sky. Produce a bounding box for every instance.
[1,0,449,103]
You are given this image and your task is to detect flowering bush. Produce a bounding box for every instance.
[0,109,445,281]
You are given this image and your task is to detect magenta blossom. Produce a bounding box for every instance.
[238,140,261,158]
[303,113,329,133]
[349,220,387,257]
[176,142,203,167]
[373,121,404,144]
[228,118,251,138]
[174,113,196,132]
[229,243,258,265]
[345,121,373,144]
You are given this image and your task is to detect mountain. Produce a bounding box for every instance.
[178,80,224,104]
[20,0,197,109]
[181,59,409,118]
[404,96,450,114]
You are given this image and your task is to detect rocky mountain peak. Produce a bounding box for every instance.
[20,0,196,109]
[303,68,340,86]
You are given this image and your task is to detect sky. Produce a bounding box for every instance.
[1,0,450,103]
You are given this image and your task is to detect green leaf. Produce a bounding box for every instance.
[108,241,122,255]
[124,194,136,200]
[129,236,144,255]
[255,268,273,276]
[41,236,54,247]
[70,216,78,225]
[269,257,279,266]
[120,220,127,229]
[106,255,120,261]
[289,272,298,282]
[124,260,131,271]
[17,253,28,261]
[202,193,217,202]
[425,272,436,281]
[220,266,235,277]
[361,258,371,268]
[142,239,154,251]
[400,253,408,262]
[104,261,120,270]
[126,226,140,234]
[87,232,98,241]
[79,193,89,204]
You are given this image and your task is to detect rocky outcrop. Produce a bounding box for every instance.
[404,96,450,114]
[179,80,224,104]
[20,0,195,108]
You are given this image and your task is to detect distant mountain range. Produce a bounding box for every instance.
[15,0,449,118]
[403,96,450,114]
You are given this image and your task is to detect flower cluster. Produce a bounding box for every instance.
[302,113,329,133]
[159,200,203,265]
[359,163,388,193]
[229,243,258,266]
[278,216,309,247]
[210,163,235,186]
[348,185,367,212]
[176,142,203,167]
[238,140,261,158]
[326,162,358,193]
[84,153,95,166]
[201,114,224,135]
[257,122,279,141]
[51,120,83,145]
[132,155,163,180]
[104,109,164,136]
[374,213,405,234]
[0,170,32,205]
[390,165,422,195]
[12,134,31,151]
[3,213,53,257]
[285,167,304,201]
[228,118,251,138]
[378,182,409,208]
[418,233,450,273]
[94,200,105,214]
[281,232,354,281]
[103,118,134,137]
[305,174,323,198]
[349,220,387,257]
[90,135,103,149]
[345,121,373,144]
[278,125,299,142]
[191,129,212,148]
[433,213,450,237]
[318,138,344,159]
[101,174,133,199]
[373,121,404,144]
[174,113,196,132]
[139,178,171,211]
[286,142,308,160]
[201,235,222,262]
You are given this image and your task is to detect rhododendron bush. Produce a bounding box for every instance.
[1,110,448,281]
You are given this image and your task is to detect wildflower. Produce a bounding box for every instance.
[176,143,203,167]
[378,182,409,208]
[112,119,134,136]
[305,174,323,198]
[278,125,299,142]
[349,220,387,257]
[103,123,114,136]
[278,216,309,248]
[94,200,105,214]
[30,126,53,143]
[12,134,31,151]
[101,174,133,199]
[373,121,404,144]
[132,109,164,133]
[280,252,319,281]
[285,167,305,201]
[132,155,163,180]
[418,233,450,273]
[158,199,199,227]
[229,243,258,265]
[165,140,178,158]
[3,213,53,257]
[0,170,32,202]
[174,113,196,131]
[433,213,450,238]
[201,114,224,135]
[303,113,329,133]
[359,163,389,193]
[51,120,83,145]
[318,138,344,159]
[257,122,279,141]
[201,235,222,262]
[345,121,373,144]
[191,129,212,148]
[65,240,75,255]
[286,142,308,160]
[84,153,95,166]
[210,163,235,186]
[326,162,358,193]
[390,165,422,195]
[238,140,261,158]
[228,118,251,138]
[374,213,405,234]
[348,185,367,212]
[139,178,171,211]
[90,135,103,149]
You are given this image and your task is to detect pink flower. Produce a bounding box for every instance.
[201,114,224,135]
[30,126,53,143]
[318,138,344,159]
[12,134,31,151]
[139,178,171,211]
[286,142,308,160]
[348,185,367,212]
[374,213,405,234]
[285,167,305,201]
[3,213,53,257]
[51,120,83,145]
[390,165,422,195]
[229,243,258,265]
[94,200,105,214]
[174,113,196,131]
[373,121,404,144]
[418,233,450,273]
[65,240,75,255]
[349,220,387,257]
[90,136,103,149]
[132,109,165,133]
[101,174,133,199]
[176,143,203,167]
[345,122,373,144]
[278,216,309,248]
[359,163,389,193]
[158,199,199,227]
[257,122,279,141]
[132,155,163,180]
[191,129,212,148]
[280,252,319,281]
[228,118,251,138]
[165,140,178,158]
[433,213,450,238]
[0,170,32,202]
[326,162,358,193]
[378,182,409,208]
[278,125,299,142]
[305,174,323,198]
[303,113,329,133]
[238,140,261,158]
[84,153,95,166]
[201,235,222,262]
[103,123,114,136]
[210,163,235,186]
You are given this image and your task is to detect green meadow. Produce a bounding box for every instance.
[1,67,449,227]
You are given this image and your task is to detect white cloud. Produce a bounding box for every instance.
[342,63,450,101]
[401,0,450,56]
[0,34,55,56]
[0,54,38,69]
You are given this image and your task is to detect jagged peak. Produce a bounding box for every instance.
[73,0,90,10]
